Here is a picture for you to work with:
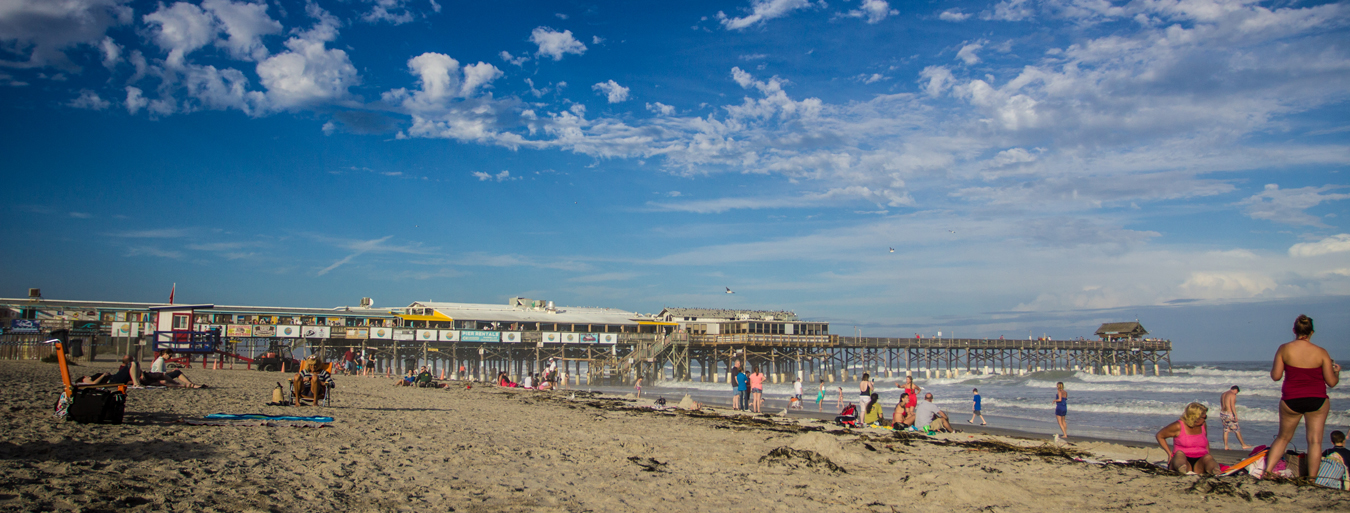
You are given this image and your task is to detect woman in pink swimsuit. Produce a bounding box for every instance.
[1155,402,1218,474]
[1264,314,1341,477]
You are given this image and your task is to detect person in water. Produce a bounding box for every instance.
[1156,402,1218,474]
[1263,314,1340,478]
[1053,382,1069,439]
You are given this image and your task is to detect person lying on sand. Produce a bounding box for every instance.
[145,350,204,388]
[1156,402,1219,475]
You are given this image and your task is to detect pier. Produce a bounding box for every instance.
[0,296,1172,382]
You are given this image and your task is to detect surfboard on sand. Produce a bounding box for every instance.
[1222,450,1268,476]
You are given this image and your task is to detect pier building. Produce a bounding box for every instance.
[0,291,1172,383]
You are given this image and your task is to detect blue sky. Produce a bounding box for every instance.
[2,0,1349,359]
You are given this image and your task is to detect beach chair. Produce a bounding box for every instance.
[54,341,128,423]
[290,361,333,406]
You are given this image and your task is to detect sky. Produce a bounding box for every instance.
[1,0,1348,360]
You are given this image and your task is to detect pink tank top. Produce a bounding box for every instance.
[1172,420,1209,458]
[1282,364,1328,400]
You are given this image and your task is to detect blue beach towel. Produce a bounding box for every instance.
[205,413,334,422]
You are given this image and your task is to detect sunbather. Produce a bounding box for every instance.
[293,357,334,405]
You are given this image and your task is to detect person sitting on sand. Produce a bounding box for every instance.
[523,373,534,389]
[294,356,334,405]
[1156,402,1218,474]
[1323,430,1350,464]
[862,392,885,426]
[915,393,953,433]
[893,392,915,429]
[146,349,203,388]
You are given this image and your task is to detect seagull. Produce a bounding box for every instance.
[888,247,894,252]
[948,229,957,234]
[725,287,734,294]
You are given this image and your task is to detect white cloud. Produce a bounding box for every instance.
[498,50,529,66]
[362,0,416,24]
[1179,271,1277,299]
[255,5,358,111]
[530,27,587,61]
[202,0,282,61]
[985,0,1034,21]
[67,89,109,110]
[143,2,217,67]
[1289,234,1350,258]
[124,86,147,114]
[646,102,675,115]
[939,9,971,21]
[460,62,503,97]
[845,0,898,24]
[0,0,133,69]
[648,186,913,213]
[592,80,629,103]
[1240,184,1350,227]
[718,0,813,30]
[99,36,121,68]
[473,170,516,182]
[918,65,954,97]
[956,39,985,65]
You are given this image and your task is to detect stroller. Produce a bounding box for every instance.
[834,403,860,428]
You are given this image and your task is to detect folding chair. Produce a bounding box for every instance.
[54,341,128,423]
[290,361,333,406]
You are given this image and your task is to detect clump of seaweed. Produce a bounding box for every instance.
[759,447,847,473]
[940,439,1090,460]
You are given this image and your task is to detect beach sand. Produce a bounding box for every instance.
[1,359,1346,512]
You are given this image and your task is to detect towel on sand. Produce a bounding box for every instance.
[205,413,334,422]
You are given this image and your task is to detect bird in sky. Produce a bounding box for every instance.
[948,230,957,234]
[888,247,894,252]
[725,287,734,294]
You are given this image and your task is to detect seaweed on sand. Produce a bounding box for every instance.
[759,447,847,473]
[936,439,1091,461]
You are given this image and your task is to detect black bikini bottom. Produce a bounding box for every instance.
[1283,397,1327,414]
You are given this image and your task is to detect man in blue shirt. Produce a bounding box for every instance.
[736,368,750,412]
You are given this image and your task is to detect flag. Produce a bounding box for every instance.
[169,283,175,304]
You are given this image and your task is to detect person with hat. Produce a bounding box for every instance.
[293,355,334,405]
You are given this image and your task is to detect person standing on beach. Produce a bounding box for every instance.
[1054,382,1069,439]
[858,373,874,424]
[1263,314,1340,478]
[735,367,750,412]
[816,380,826,412]
[634,376,643,399]
[969,388,986,425]
[1219,386,1252,450]
[836,387,844,410]
[898,375,920,411]
[343,348,355,375]
[749,367,765,413]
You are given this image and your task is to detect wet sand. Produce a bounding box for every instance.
[1,360,1345,512]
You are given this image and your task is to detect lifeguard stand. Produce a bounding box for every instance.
[149,304,219,354]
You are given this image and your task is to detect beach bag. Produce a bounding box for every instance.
[66,388,125,424]
[1315,457,1349,490]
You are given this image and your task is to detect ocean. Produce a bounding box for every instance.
[640,361,1349,448]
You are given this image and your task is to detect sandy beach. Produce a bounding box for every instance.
[2,359,1346,512]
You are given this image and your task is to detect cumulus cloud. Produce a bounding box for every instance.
[939,9,971,21]
[473,170,516,182]
[498,50,529,66]
[143,2,217,67]
[985,0,1034,21]
[844,0,898,24]
[646,102,675,115]
[361,0,416,24]
[255,5,358,111]
[592,80,629,103]
[1240,184,1350,227]
[530,27,586,61]
[67,89,109,110]
[955,40,985,65]
[718,0,813,30]
[202,0,282,61]
[1289,234,1350,257]
[0,0,132,70]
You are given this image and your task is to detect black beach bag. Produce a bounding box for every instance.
[67,388,126,424]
